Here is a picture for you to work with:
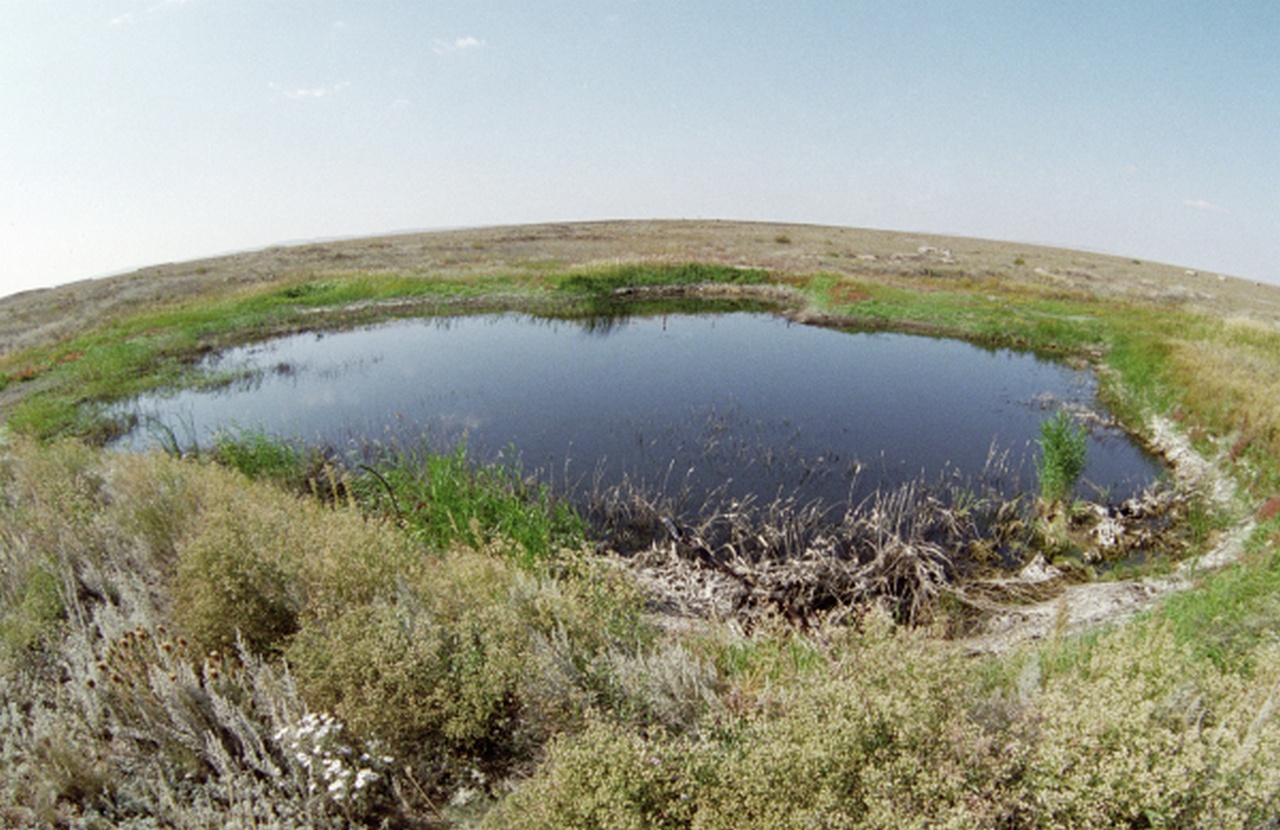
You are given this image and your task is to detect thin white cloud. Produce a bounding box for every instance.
[1184,198,1229,214]
[432,36,485,55]
[107,0,189,27]
[269,81,353,100]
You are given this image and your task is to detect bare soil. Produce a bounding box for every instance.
[963,414,1252,653]
[5,219,1280,357]
[2,219,1274,647]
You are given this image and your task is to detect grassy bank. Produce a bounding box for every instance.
[3,229,1280,826]
[3,436,1279,827]
[0,262,770,442]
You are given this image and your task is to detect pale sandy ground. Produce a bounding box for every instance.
[5,219,1280,356]
[3,220,1275,647]
[966,413,1253,653]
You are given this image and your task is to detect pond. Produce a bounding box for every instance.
[114,312,1162,511]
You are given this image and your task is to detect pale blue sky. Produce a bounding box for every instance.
[3,1,1277,297]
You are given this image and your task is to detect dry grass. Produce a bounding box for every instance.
[1169,317,1280,461]
[5,220,1280,825]
[2,425,1279,826]
[5,220,1279,360]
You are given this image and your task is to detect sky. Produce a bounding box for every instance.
[3,1,1278,299]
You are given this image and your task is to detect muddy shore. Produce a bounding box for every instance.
[2,220,1274,647]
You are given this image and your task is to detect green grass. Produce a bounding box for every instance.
[1159,526,1280,674]
[557,262,771,297]
[348,442,586,568]
[1035,411,1089,505]
[201,430,587,569]
[810,275,1112,355]
[208,428,326,486]
[4,251,1280,824]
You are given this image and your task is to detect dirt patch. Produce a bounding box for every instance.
[2,219,1271,648]
[6,220,1280,358]
[962,413,1251,653]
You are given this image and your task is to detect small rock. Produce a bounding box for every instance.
[1018,554,1061,583]
[1092,516,1124,550]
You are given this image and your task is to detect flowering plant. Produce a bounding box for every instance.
[273,712,393,807]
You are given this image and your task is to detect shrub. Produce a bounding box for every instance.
[1035,411,1087,505]
[1026,622,1280,826]
[285,553,529,784]
[171,494,302,656]
[482,719,698,830]
[492,617,1005,828]
[490,614,1280,828]
[169,460,416,655]
[174,537,299,657]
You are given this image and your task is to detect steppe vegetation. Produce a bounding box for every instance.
[3,221,1280,826]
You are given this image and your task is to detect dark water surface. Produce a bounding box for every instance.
[116,313,1162,506]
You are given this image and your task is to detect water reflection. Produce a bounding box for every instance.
[114,313,1162,507]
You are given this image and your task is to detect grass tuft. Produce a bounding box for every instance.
[558,262,771,298]
[351,441,586,568]
[1035,411,1088,505]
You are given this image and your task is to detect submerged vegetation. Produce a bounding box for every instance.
[3,224,1280,826]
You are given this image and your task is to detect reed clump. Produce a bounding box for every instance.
[1035,410,1089,506]
[2,427,1279,826]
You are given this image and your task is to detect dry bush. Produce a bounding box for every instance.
[481,718,699,830]
[1027,622,1280,826]
[1,436,679,821]
[173,521,301,657]
[284,546,672,804]
[489,616,1021,829]
[0,440,402,825]
[286,551,527,763]
[170,464,418,655]
[525,623,724,743]
[489,613,1280,828]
